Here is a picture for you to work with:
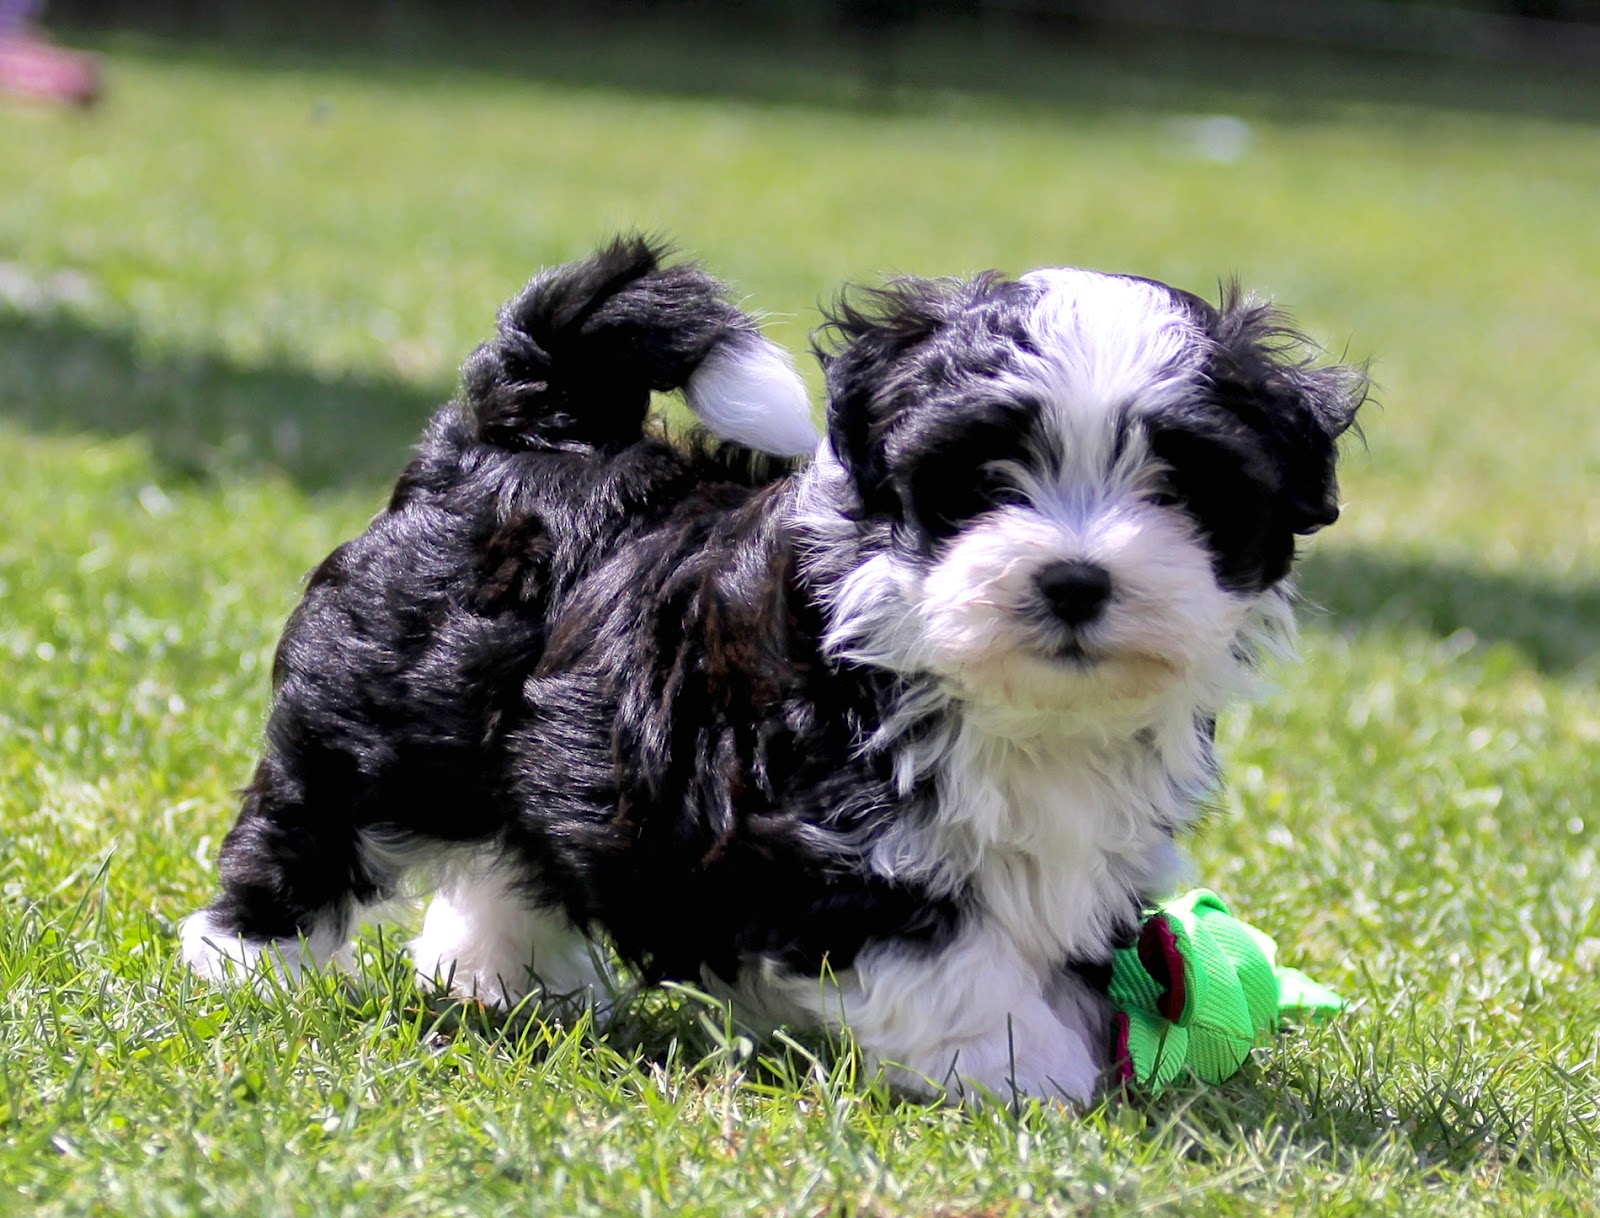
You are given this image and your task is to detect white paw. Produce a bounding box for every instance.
[179,908,349,988]
[180,910,275,983]
[411,880,609,1011]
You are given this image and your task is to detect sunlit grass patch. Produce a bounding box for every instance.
[2,24,1597,1217]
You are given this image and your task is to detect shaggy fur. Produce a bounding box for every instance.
[182,236,1363,1103]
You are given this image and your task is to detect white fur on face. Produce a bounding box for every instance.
[1016,268,1203,449]
[916,269,1233,714]
[805,268,1260,728]
[912,498,1249,717]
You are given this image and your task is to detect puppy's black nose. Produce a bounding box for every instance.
[1035,560,1112,627]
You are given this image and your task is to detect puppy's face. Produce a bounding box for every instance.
[812,268,1363,719]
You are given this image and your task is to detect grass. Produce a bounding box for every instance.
[3,19,1599,1216]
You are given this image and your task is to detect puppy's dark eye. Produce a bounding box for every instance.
[894,406,1036,543]
[1148,425,1287,589]
[908,463,1019,541]
[1149,430,1272,518]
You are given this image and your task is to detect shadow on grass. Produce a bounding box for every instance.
[394,973,1592,1174]
[7,308,1596,675]
[1150,1057,1593,1178]
[1298,549,1600,676]
[0,308,440,494]
[66,11,1600,130]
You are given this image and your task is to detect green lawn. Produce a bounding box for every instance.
[2,23,1598,1216]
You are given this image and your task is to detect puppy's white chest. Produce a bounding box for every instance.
[946,738,1188,966]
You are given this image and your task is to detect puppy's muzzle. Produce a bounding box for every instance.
[1034,560,1113,629]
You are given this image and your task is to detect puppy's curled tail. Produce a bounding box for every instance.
[461,235,817,457]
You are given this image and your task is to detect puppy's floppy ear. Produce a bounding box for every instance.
[814,273,1006,512]
[1205,284,1367,536]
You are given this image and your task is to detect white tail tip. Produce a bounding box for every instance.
[686,334,818,458]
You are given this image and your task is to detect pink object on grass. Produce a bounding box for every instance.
[0,32,101,106]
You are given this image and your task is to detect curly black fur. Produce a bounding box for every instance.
[198,236,956,980]
[187,241,1363,1104]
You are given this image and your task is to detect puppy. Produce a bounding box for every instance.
[182,236,1362,1102]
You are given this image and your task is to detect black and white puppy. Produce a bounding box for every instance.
[182,236,1362,1102]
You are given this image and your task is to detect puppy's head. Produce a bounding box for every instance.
[803,267,1364,722]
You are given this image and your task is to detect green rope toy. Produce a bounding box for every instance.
[1108,889,1345,1093]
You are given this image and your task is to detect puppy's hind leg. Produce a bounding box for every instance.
[411,857,608,1012]
[180,761,404,987]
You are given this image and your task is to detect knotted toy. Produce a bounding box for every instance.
[1108,889,1344,1093]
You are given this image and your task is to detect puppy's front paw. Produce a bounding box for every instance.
[871,1006,1104,1107]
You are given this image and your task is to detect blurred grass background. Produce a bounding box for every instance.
[1,11,1597,1216]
